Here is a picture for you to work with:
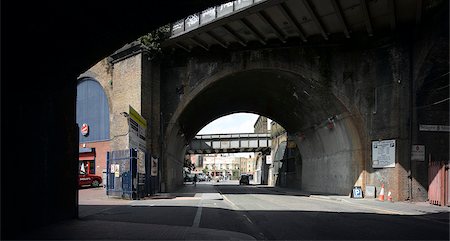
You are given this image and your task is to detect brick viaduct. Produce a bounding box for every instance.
[85,6,448,201]
[2,0,448,238]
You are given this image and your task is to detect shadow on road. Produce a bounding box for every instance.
[17,204,450,240]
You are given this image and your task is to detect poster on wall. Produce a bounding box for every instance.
[372,139,396,168]
[137,150,146,174]
[128,105,147,153]
[151,157,158,176]
[411,145,425,161]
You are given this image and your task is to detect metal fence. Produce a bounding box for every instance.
[106,149,147,200]
[428,157,449,206]
[170,0,266,37]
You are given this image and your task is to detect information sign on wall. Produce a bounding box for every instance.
[411,145,425,161]
[372,139,396,168]
[128,105,147,153]
[419,124,450,132]
[266,155,272,164]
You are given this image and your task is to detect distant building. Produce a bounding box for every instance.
[269,121,301,188]
[77,78,111,184]
[254,116,269,133]
[253,116,269,184]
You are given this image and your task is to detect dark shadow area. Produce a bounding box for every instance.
[16,205,449,240]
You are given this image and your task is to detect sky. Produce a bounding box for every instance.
[197,113,260,134]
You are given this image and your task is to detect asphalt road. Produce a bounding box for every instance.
[77,182,449,240]
[216,184,449,240]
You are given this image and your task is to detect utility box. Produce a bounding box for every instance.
[106,149,147,200]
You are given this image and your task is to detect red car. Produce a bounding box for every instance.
[79,170,102,188]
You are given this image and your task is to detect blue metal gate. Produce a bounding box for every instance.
[106,149,147,200]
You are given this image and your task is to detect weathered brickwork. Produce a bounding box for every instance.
[84,11,448,199]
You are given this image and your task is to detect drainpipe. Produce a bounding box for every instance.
[159,111,164,193]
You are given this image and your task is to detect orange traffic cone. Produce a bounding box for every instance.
[378,184,385,201]
[387,190,393,202]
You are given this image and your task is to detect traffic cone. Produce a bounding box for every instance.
[387,190,393,202]
[378,184,385,201]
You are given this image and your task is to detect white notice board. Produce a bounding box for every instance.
[372,139,396,168]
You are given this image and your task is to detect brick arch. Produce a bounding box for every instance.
[163,67,365,194]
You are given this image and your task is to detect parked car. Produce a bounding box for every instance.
[184,173,194,182]
[197,173,207,182]
[239,174,250,185]
[79,170,102,188]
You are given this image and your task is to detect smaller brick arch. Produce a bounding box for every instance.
[163,68,365,194]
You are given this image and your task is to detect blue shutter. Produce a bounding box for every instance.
[76,78,110,142]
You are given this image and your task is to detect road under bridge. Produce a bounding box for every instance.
[2,0,449,238]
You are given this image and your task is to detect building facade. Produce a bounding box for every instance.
[76,77,112,184]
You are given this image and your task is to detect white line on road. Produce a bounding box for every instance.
[192,201,203,228]
[243,214,254,224]
[222,194,241,210]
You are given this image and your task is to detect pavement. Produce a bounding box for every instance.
[265,185,450,216]
[17,181,449,240]
[20,183,255,240]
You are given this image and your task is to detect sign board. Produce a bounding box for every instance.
[372,139,396,168]
[137,150,146,174]
[419,125,450,132]
[172,20,184,36]
[113,164,120,177]
[352,186,363,198]
[81,123,89,136]
[234,0,253,10]
[128,105,147,152]
[411,145,425,161]
[200,7,216,25]
[217,2,233,18]
[151,157,158,176]
[185,14,199,31]
[266,155,272,164]
[365,185,376,198]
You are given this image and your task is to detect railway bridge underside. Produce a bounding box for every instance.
[154,0,448,199]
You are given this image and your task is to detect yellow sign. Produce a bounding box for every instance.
[129,105,147,128]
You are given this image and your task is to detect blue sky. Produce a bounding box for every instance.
[198,113,260,134]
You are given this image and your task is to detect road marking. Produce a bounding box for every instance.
[192,201,203,228]
[243,214,254,224]
[222,195,240,210]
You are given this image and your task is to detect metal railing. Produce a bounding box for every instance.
[170,0,266,38]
